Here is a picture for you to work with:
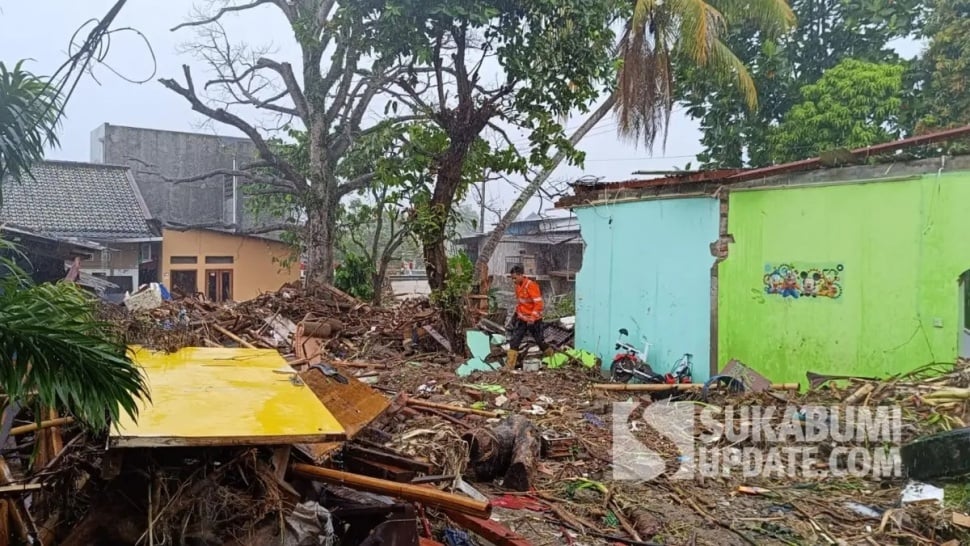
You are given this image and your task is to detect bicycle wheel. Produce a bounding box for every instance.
[610,360,634,383]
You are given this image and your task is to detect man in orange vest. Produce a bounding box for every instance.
[506,264,554,369]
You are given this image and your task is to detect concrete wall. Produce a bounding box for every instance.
[718,171,970,386]
[575,198,720,381]
[161,228,299,302]
[92,124,263,230]
[78,242,144,290]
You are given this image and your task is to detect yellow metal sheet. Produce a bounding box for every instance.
[110,346,346,447]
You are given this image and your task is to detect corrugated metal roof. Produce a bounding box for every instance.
[557,124,970,208]
[499,233,581,245]
[0,160,156,239]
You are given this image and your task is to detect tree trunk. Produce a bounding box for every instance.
[304,175,338,285]
[422,142,473,351]
[305,204,337,286]
[372,258,389,307]
[474,94,617,283]
[462,415,539,491]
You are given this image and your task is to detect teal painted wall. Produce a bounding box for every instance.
[719,171,970,386]
[575,198,719,381]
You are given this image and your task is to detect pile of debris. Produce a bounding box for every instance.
[10,283,970,545]
[98,282,453,359]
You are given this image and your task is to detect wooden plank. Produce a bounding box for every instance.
[0,459,32,543]
[442,510,533,546]
[294,441,343,465]
[100,450,125,480]
[111,347,346,446]
[344,445,434,474]
[271,446,291,482]
[109,433,345,448]
[0,501,9,546]
[296,367,389,438]
[293,327,390,462]
[410,474,457,484]
[422,325,453,352]
[344,457,416,483]
[0,485,41,495]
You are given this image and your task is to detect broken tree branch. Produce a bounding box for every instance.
[171,0,274,32]
[405,398,500,418]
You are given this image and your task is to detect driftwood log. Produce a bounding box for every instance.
[462,415,539,492]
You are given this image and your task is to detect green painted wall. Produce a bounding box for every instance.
[718,171,970,386]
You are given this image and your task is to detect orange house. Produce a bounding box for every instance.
[160,227,299,302]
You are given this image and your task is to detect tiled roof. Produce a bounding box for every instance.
[0,160,156,240]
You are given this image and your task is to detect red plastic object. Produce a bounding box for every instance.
[443,510,534,546]
[491,494,546,512]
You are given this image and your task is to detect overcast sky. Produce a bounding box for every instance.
[0,1,923,224]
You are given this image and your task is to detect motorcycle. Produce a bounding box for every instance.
[609,328,693,385]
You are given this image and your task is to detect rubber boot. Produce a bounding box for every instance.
[505,349,519,370]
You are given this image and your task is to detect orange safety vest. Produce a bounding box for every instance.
[514,277,544,322]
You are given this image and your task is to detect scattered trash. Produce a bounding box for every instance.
[443,528,476,546]
[491,494,546,512]
[736,486,773,496]
[901,481,945,506]
[583,412,606,428]
[283,501,336,546]
[844,502,883,519]
[457,330,502,377]
[464,384,507,395]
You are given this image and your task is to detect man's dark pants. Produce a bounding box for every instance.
[509,316,549,352]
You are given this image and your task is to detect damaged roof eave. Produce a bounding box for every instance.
[558,123,970,209]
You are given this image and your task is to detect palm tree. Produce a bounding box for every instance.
[473,0,795,281]
[0,61,61,189]
[0,61,148,436]
[616,0,796,148]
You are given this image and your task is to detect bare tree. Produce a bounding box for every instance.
[159,0,412,283]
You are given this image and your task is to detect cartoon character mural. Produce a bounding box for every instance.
[764,263,844,300]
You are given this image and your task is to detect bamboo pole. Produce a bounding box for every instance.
[9,417,74,437]
[212,324,257,349]
[405,398,500,418]
[591,383,800,392]
[843,383,876,405]
[289,463,492,518]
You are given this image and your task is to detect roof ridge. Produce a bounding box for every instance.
[39,159,131,170]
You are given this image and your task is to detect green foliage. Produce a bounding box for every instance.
[359,0,620,175]
[547,293,576,320]
[677,0,922,168]
[617,0,794,148]
[0,240,148,431]
[0,50,147,432]
[0,61,61,191]
[334,252,376,301]
[769,59,905,162]
[908,0,970,150]
[430,252,474,313]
